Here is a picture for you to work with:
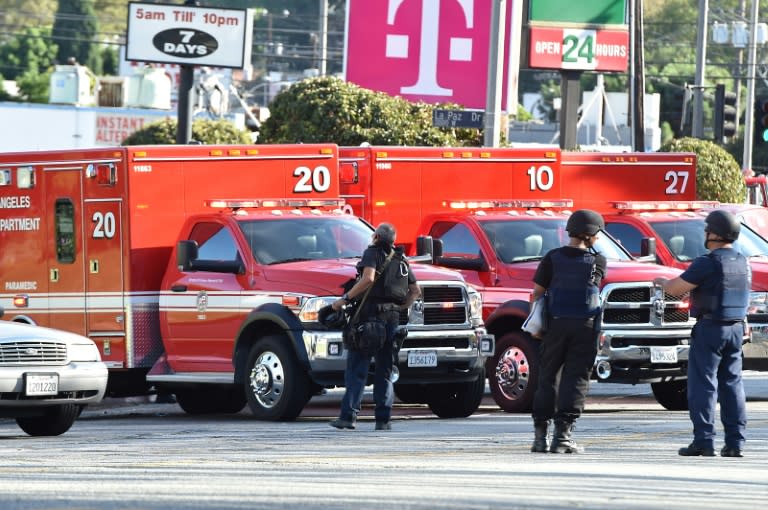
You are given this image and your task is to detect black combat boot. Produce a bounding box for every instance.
[550,420,584,454]
[531,420,550,453]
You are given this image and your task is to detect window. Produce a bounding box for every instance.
[189,223,239,261]
[54,199,76,263]
[605,222,644,257]
[429,222,480,256]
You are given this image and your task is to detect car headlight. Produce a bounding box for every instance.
[69,342,101,362]
[467,287,483,322]
[749,292,768,314]
[298,296,338,323]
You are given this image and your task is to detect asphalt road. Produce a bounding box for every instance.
[1,373,767,510]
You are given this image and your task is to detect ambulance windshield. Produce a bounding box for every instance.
[238,216,373,265]
[479,218,632,263]
[649,218,768,262]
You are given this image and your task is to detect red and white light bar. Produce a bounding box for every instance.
[205,198,346,209]
[445,199,573,210]
[612,201,720,211]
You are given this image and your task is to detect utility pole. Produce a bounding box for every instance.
[318,0,328,75]
[743,0,760,175]
[692,0,708,139]
[483,0,506,147]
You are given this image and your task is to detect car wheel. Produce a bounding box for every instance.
[426,369,485,418]
[16,404,81,436]
[651,380,688,410]
[176,387,247,414]
[486,332,540,413]
[244,335,311,421]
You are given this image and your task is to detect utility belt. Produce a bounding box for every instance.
[549,316,595,328]
[698,314,745,324]
[359,301,401,322]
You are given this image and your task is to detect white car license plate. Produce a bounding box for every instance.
[25,373,59,396]
[650,346,678,364]
[407,350,438,367]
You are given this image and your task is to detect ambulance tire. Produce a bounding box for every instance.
[651,380,689,411]
[394,383,429,404]
[244,336,311,421]
[16,404,81,436]
[426,369,485,418]
[486,332,539,413]
[175,387,247,415]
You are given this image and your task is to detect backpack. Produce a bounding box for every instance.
[379,248,410,303]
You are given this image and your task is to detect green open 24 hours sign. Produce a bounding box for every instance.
[527,0,629,72]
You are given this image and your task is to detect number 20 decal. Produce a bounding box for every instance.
[527,165,554,191]
[293,165,331,193]
[664,171,689,194]
[92,211,116,239]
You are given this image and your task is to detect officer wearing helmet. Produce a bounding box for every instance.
[530,209,608,454]
[654,209,749,458]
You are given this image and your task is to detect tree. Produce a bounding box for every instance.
[121,118,252,146]
[660,137,745,203]
[259,76,480,146]
[51,0,99,68]
[0,27,58,80]
[15,70,50,103]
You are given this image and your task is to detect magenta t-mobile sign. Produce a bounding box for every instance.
[344,0,518,111]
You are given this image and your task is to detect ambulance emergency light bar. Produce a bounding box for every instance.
[205,198,346,209]
[445,199,574,210]
[611,201,720,211]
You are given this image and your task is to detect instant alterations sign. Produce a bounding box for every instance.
[126,2,253,69]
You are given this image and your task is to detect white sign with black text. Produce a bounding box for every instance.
[126,2,253,69]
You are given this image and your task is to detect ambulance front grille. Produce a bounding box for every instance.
[601,283,692,327]
[398,284,469,326]
[0,342,68,365]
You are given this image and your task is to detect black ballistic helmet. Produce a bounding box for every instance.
[318,304,347,329]
[566,209,605,237]
[705,209,741,242]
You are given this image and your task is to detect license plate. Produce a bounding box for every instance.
[650,346,678,364]
[25,373,59,396]
[407,350,438,367]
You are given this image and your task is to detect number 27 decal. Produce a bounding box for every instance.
[665,171,689,194]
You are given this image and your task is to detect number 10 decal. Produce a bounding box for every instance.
[293,166,331,193]
[527,165,554,191]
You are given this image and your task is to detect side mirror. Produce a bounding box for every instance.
[413,236,444,264]
[635,237,658,263]
[177,240,199,271]
[0,305,4,319]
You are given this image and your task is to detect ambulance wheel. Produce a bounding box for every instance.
[651,380,688,411]
[426,369,485,418]
[394,383,429,404]
[16,404,81,436]
[486,332,539,413]
[176,387,247,414]
[244,336,311,421]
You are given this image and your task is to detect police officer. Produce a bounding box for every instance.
[530,209,607,454]
[654,209,749,457]
[329,223,420,431]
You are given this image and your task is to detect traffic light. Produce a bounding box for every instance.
[755,97,768,145]
[714,84,738,143]
[665,85,691,138]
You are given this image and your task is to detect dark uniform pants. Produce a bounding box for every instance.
[688,319,747,450]
[532,317,598,423]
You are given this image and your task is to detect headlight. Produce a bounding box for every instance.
[749,292,768,314]
[69,342,101,362]
[467,287,483,322]
[298,296,337,323]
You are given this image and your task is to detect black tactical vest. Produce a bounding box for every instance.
[546,248,600,319]
[690,248,749,321]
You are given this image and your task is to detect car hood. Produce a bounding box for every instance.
[0,320,95,345]
[261,258,466,296]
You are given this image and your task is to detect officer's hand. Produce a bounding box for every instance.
[653,277,666,287]
[332,299,345,312]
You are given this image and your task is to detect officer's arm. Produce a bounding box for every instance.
[531,283,547,302]
[652,276,696,296]
[332,266,376,311]
[403,282,421,309]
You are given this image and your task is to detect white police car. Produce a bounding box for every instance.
[0,306,107,436]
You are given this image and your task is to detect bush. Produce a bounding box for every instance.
[660,137,745,203]
[121,118,252,146]
[259,76,481,146]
